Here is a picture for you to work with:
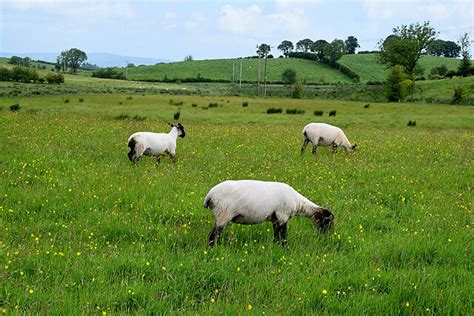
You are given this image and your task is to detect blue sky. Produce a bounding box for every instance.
[1,0,472,61]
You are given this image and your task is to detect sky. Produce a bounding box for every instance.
[1,0,473,62]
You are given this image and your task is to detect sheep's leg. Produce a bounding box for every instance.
[127,148,135,161]
[279,223,288,247]
[311,144,318,155]
[208,225,225,247]
[272,221,281,242]
[156,155,161,164]
[133,144,146,163]
[332,143,338,154]
[301,139,310,155]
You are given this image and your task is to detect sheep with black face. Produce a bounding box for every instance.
[204,180,334,247]
[127,122,185,164]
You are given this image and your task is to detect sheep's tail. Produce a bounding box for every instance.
[203,194,212,209]
[127,137,136,161]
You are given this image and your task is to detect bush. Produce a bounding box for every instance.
[364,104,370,108]
[208,102,218,108]
[192,103,197,107]
[169,99,184,106]
[314,110,324,116]
[79,98,84,102]
[173,111,181,120]
[385,65,410,102]
[11,66,39,83]
[64,98,70,104]
[92,68,126,80]
[0,67,11,81]
[407,120,417,127]
[9,104,20,112]
[286,108,305,114]
[329,110,336,116]
[282,69,297,85]
[242,101,249,107]
[292,81,304,99]
[451,86,463,104]
[45,72,64,84]
[267,107,282,114]
[115,114,130,120]
[132,115,146,121]
[126,96,133,100]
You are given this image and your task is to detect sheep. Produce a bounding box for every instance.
[127,122,185,164]
[203,180,334,247]
[301,123,357,155]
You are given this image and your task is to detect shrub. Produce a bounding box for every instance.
[314,110,324,116]
[385,65,410,102]
[64,98,70,104]
[407,120,417,127]
[286,108,305,114]
[92,68,125,80]
[45,72,64,84]
[329,110,336,116]
[242,101,249,107]
[126,96,133,100]
[115,114,130,120]
[169,99,184,106]
[451,86,463,104]
[282,69,297,85]
[173,111,181,120]
[132,115,146,121]
[9,104,20,112]
[208,102,218,108]
[0,67,11,81]
[267,107,282,114]
[192,103,197,107]
[11,66,39,83]
[364,104,370,108]
[79,98,84,102]
[292,81,304,99]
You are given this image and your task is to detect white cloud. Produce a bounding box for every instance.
[3,0,136,19]
[184,13,209,33]
[362,0,473,25]
[217,4,310,37]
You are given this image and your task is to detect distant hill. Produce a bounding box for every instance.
[0,52,170,67]
[125,58,352,84]
[340,53,461,82]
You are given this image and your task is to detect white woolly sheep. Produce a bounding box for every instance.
[203,180,334,247]
[301,123,357,155]
[127,122,185,163]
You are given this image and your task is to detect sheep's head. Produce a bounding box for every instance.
[312,207,334,232]
[177,123,185,138]
[351,144,358,152]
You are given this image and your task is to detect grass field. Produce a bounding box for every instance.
[125,58,352,84]
[340,54,461,83]
[0,94,472,314]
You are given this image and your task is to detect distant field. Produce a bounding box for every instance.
[1,94,472,314]
[125,58,352,84]
[340,54,461,83]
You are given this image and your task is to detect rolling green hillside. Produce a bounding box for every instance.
[340,54,461,82]
[125,58,352,84]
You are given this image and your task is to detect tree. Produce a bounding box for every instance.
[184,55,193,61]
[457,33,472,76]
[427,39,461,57]
[296,38,313,52]
[323,39,346,63]
[385,65,410,102]
[66,48,87,73]
[379,21,436,75]
[281,68,297,85]
[345,36,360,54]
[256,43,271,58]
[311,39,329,60]
[277,40,294,57]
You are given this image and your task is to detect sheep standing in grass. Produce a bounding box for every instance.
[301,123,357,155]
[127,123,185,163]
[204,180,334,247]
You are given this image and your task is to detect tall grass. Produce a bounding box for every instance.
[0,94,472,314]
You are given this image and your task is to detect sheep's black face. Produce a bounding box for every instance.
[351,144,358,152]
[313,207,334,232]
[177,123,185,138]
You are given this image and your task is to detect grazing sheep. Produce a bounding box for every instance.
[301,123,357,155]
[204,180,334,247]
[127,122,185,163]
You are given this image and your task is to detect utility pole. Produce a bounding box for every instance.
[257,57,261,96]
[264,56,267,96]
[239,59,242,89]
[232,61,235,83]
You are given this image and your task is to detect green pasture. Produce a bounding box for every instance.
[0,94,472,314]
